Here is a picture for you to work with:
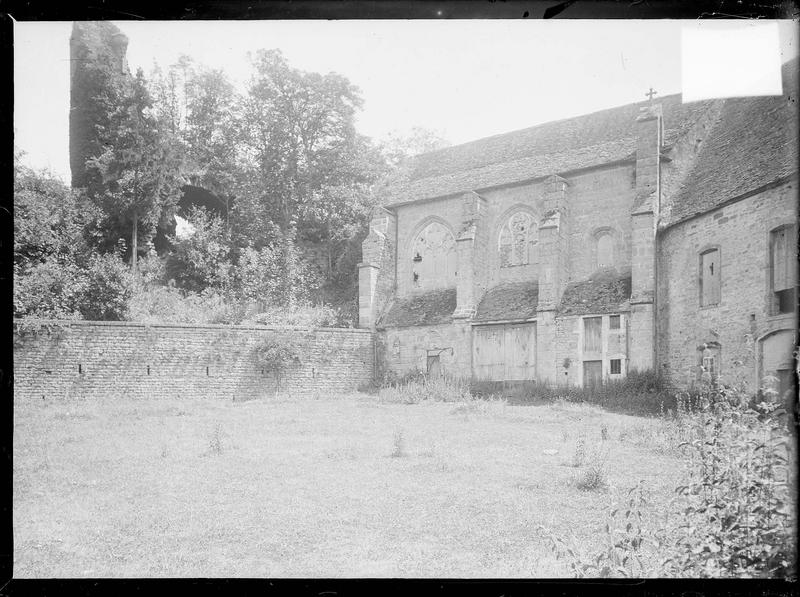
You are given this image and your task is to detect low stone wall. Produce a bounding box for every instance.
[13,320,375,400]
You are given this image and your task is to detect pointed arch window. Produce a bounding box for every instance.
[411,221,456,289]
[499,211,538,267]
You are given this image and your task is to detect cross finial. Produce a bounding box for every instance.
[646,87,658,102]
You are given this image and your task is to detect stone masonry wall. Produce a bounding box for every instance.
[567,164,636,283]
[656,181,798,389]
[14,321,374,401]
[379,323,471,379]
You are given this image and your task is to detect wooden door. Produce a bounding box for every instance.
[505,324,536,381]
[473,323,536,382]
[427,354,442,378]
[583,360,603,388]
[473,325,505,381]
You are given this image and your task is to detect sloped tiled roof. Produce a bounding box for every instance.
[474,281,539,322]
[559,269,632,316]
[378,288,456,328]
[382,94,715,205]
[666,60,799,226]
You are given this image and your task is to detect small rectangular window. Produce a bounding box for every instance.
[700,248,721,307]
[609,315,621,330]
[610,359,622,375]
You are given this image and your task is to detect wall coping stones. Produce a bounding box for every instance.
[12,318,373,335]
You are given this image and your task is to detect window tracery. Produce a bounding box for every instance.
[498,211,538,267]
[410,221,456,289]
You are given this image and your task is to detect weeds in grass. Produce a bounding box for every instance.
[419,442,437,458]
[390,430,407,458]
[379,373,474,404]
[600,424,609,442]
[576,464,609,492]
[160,444,168,459]
[208,423,223,454]
[560,429,569,443]
[571,435,586,468]
[506,369,672,415]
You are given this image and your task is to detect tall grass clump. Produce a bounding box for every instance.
[378,372,474,404]
[506,369,672,415]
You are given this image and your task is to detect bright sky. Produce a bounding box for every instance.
[14,19,798,183]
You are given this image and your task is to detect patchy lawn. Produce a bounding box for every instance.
[14,393,686,577]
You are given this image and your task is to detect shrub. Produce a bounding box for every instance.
[665,382,796,578]
[575,464,608,492]
[252,336,304,392]
[74,252,134,321]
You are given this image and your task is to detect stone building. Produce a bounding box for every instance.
[359,60,798,395]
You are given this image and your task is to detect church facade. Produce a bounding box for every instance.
[358,63,798,395]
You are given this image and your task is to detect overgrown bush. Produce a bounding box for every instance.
[545,380,797,578]
[252,336,305,391]
[14,251,133,322]
[241,304,343,328]
[165,206,232,293]
[126,283,246,324]
[665,381,796,578]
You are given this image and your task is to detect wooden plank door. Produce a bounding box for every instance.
[473,325,505,381]
[505,324,536,381]
[583,360,603,388]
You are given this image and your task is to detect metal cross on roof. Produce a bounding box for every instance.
[646,87,658,102]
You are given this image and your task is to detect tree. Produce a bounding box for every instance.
[377,126,450,169]
[84,66,183,272]
[149,57,241,211]
[234,50,367,240]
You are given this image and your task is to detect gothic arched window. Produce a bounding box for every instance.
[498,211,538,267]
[411,221,456,289]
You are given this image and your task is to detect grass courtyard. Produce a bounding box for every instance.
[15,393,696,577]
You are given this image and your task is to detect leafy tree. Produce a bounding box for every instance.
[377,126,450,169]
[149,57,241,211]
[13,154,101,270]
[84,65,183,271]
[234,49,372,242]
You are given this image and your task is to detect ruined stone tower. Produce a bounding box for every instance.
[69,21,130,189]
